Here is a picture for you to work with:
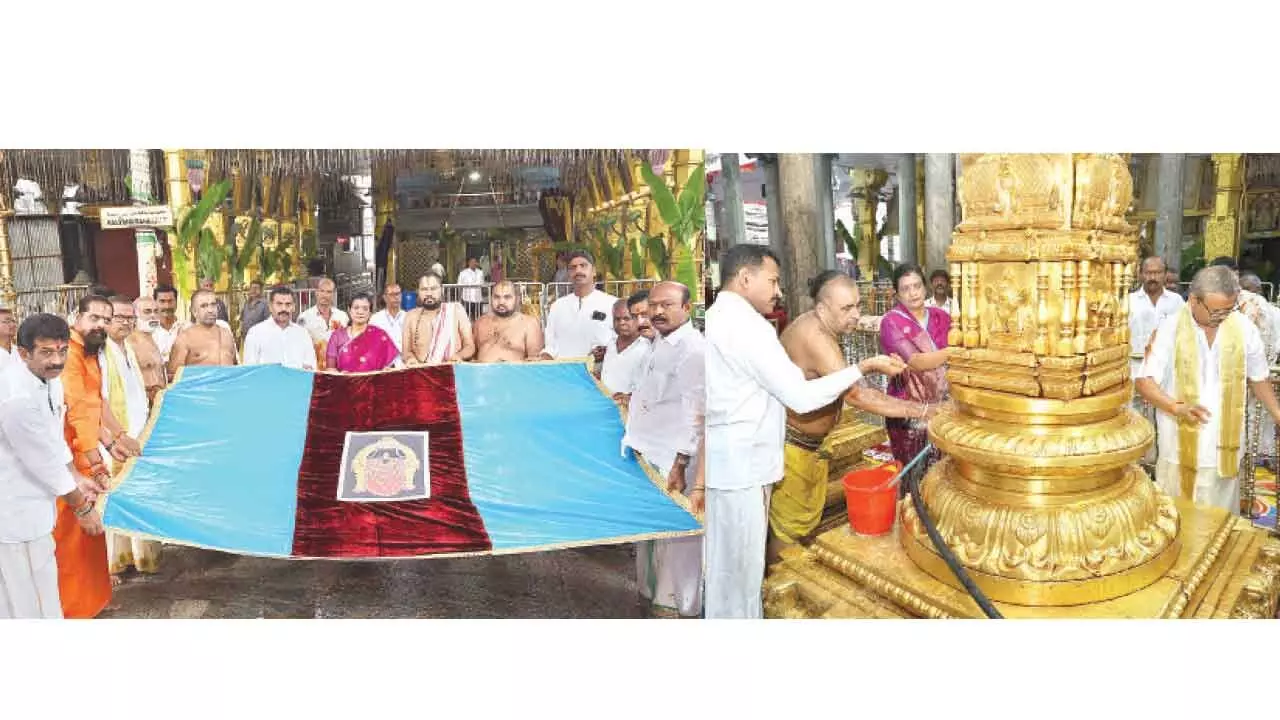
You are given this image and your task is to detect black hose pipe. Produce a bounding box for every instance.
[899,445,1003,619]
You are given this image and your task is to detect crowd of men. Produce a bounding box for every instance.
[0,248,708,619]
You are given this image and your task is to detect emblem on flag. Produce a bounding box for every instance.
[340,433,428,502]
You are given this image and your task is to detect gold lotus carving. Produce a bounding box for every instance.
[902,459,1179,583]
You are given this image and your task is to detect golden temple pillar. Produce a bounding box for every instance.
[373,164,397,288]
[1203,153,1245,262]
[673,149,706,303]
[640,158,666,280]
[0,189,16,312]
[916,156,926,268]
[850,167,889,280]
[299,177,317,282]
[163,149,194,318]
[280,176,301,280]
[763,153,1280,619]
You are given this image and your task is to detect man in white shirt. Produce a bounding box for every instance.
[370,283,408,356]
[704,244,906,619]
[600,299,650,397]
[457,257,486,323]
[152,284,183,362]
[1129,256,1186,378]
[151,284,230,362]
[243,287,317,370]
[1136,266,1280,514]
[923,269,954,315]
[0,307,15,368]
[298,278,350,347]
[0,313,105,618]
[624,281,705,618]
[540,251,617,361]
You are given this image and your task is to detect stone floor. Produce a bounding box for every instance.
[100,543,649,619]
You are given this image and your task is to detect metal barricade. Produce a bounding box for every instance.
[856,281,897,316]
[542,281,575,316]
[293,287,318,313]
[435,282,551,327]
[336,272,375,309]
[604,279,658,302]
[840,320,889,427]
[14,284,89,321]
[1244,370,1280,534]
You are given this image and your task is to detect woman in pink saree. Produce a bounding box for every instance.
[326,292,400,373]
[879,264,951,467]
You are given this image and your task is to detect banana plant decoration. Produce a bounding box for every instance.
[640,161,705,295]
[160,179,232,301]
[593,215,625,281]
[630,233,648,279]
[234,216,263,284]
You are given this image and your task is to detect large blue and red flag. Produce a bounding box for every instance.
[102,362,701,559]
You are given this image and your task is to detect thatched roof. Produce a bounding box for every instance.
[0,149,670,209]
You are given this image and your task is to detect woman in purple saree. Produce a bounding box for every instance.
[879,264,951,467]
[326,292,400,373]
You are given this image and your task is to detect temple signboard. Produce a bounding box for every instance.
[99,205,173,229]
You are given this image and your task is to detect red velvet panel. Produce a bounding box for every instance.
[291,366,491,557]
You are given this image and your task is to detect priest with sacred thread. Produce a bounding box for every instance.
[1135,265,1280,513]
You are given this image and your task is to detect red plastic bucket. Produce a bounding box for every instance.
[843,463,901,536]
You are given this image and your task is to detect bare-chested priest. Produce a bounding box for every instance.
[770,270,938,558]
[167,289,237,379]
[474,281,545,362]
[402,273,475,365]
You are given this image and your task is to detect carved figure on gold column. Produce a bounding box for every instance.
[984,268,1032,338]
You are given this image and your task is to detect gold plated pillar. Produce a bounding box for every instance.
[850,168,889,280]
[900,154,1176,606]
[373,163,397,287]
[1203,153,1244,262]
[0,191,16,312]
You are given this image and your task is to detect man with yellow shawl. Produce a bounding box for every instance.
[1136,266,1280,513]
[100,297,161,578]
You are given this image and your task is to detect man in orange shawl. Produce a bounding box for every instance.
[57,295,141,618]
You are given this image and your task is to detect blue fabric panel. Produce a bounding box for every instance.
[452,362,702,550]
[102,365,313,557]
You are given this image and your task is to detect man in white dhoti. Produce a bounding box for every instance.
[704,245,905,618]
[100,297,162,578]
[0,313,105,618]
[1136,266,1280,514]
[623,281,704,618]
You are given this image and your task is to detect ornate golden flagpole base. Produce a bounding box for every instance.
[764,153,1280,618]
[766,500,1280,618]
